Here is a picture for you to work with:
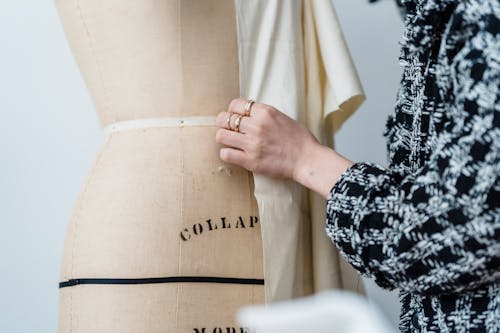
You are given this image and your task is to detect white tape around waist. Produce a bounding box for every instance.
[102,116,218,136]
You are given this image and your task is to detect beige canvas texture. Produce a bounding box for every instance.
[235,0,366,302]
[54,1,265,332]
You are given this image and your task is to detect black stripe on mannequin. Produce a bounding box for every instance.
[59,276,265,288]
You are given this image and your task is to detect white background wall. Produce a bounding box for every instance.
[0,0,403,331]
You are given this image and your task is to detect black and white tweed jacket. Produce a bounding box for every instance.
[326,0,499,332]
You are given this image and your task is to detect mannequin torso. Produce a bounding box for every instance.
[54,1,264,332]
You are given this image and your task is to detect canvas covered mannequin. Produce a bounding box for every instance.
[54,0,264,332]
[55,0,368,331]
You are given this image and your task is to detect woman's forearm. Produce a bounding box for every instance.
[293,142,354,199]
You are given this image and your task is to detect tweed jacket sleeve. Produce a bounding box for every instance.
[325,3,500,297]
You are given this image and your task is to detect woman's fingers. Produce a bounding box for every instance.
[227,97,267,117]
[215,127,247,150]
[219,147,248,169]
[216,111,251,134]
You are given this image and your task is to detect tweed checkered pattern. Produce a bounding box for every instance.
[326,0,499,332]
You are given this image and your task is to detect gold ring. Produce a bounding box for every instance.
[244,99,255,116]
[234,115,243,132]
[226,112,235,130]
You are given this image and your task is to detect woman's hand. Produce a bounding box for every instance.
[214,98,355,199]
[215,98,320,181]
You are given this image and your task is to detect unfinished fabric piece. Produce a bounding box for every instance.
[234,0,366,302]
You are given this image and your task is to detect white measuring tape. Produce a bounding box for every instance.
[102,116,218,137]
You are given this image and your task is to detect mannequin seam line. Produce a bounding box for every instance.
[174,2,183,329]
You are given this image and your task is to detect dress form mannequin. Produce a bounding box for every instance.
[54,1,264,332]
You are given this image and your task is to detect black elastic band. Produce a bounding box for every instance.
[59,276,265,289]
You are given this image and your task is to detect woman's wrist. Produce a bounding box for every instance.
[293,141,355,199]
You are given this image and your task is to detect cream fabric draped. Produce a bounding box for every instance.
[234,0,366,302]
